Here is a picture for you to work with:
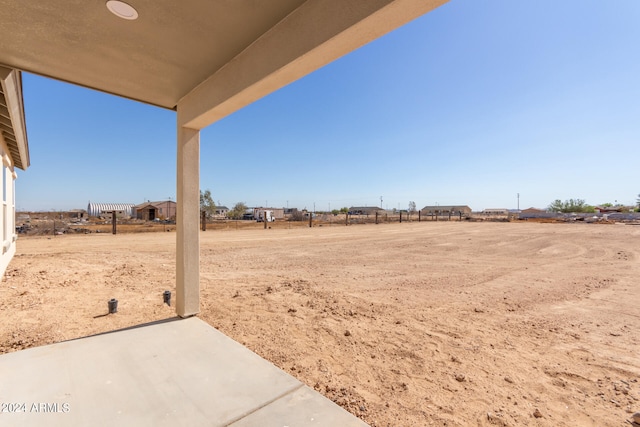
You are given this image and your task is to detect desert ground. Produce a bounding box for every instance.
[1,221,638,426]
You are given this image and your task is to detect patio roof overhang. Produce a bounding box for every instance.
[0,0,448,128]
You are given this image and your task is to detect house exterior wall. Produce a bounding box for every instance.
[136,207,156,221]
[152,201,176,219]
[271,208,284,219]
[134,201,177,221]
[0,136,17,277]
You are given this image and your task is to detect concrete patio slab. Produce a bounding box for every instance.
[0,317,369,427]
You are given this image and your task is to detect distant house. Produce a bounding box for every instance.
[215,206,229,217]
[87,202,135,218]
[348,206,385,215]
[421,205,472,215]
[594,206,623,213]
[0,68,30,278]
[520,207,547,215]
[483,208,509,215]
[134,200,177,221]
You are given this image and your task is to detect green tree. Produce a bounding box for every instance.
[200,189,216,219]
[547,199,563,212]
[228,202,248,219]
[547,198,595,213]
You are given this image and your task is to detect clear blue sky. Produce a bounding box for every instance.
[18,0,640,212]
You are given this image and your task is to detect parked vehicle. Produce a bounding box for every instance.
[255,209,275,222]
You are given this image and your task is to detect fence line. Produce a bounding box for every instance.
[16,210,640,236]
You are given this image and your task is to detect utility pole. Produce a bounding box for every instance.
[517,193,520,211]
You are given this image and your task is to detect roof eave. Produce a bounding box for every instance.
[0,67,30,170]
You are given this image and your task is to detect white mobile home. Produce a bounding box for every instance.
[254,208,275,222]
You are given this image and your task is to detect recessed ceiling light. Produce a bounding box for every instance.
[106,1,138,20]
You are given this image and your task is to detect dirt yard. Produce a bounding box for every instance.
[1,222,638,426]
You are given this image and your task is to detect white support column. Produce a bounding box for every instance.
[176,124,200,318]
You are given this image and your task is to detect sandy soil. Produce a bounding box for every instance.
[1,222,639,426]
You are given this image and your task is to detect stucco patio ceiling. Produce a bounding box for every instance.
[0,0,448,129]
